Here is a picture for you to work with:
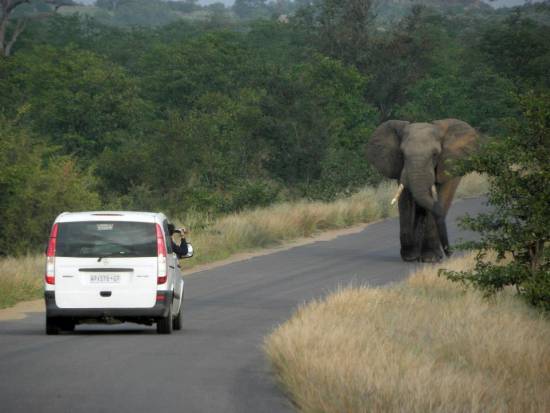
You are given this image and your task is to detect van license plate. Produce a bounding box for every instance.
[90,274,121,284]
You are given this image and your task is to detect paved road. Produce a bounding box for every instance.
[0,198,487,413]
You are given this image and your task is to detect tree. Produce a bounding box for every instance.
[138,32,252,114]
[109,0,178,27]
[396,47,518,135]
[259,54,378,196]
[478,12,550,88]
[294,0,373,66]
[96,0,123,11]
[443,91,550,311]
[0,46,149,159]
[0,118,101,255]
[0,0,74,56]
[166,0,199,14]
[232,0,269,20]
[364,5,444,120]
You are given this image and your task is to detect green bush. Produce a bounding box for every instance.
[442,91,550,311]
[227,179,282,212]
[0,119,101,256]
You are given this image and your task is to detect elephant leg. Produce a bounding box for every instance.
[438,177,461,214]
[421,213,443,263]
[398,188,421,261]
[422,178,461,260]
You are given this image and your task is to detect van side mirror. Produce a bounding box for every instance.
[183,243,194,259]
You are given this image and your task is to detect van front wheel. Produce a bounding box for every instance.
[156,307,173,334]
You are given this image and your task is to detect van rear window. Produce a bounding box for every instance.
[56,221,157,258]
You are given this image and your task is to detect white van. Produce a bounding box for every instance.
[44,211,191,335]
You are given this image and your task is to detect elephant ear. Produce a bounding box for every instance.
[366,120,409,179]
[433,119,479,183]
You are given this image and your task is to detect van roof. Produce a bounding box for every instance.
[55,211,166,223]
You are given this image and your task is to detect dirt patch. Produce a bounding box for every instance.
[0,222,374,321]
[0,299,44,321]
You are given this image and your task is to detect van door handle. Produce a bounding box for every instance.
[169,265,175,269]
[100,291,112,297]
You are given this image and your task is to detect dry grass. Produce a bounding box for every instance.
[455,172,489,199]
[0,255,44,309]
[0,175,487,309]
[264,253,550,413]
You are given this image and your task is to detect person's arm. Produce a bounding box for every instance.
[171,233,189,258]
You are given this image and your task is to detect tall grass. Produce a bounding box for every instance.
[0,255,44,309]
[0,173,486,309]
[455,172,489,199]
[264,253,550,413]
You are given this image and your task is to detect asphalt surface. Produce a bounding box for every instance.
[0,197,487,413]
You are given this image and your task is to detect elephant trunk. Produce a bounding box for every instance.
[407,172,451,257]
[406,171,441,214]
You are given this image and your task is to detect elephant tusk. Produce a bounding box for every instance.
[391,184,404,205]
[431,185,438,202]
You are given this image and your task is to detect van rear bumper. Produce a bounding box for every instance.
[44,291,172,318]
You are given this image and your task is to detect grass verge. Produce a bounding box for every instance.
[0,173,487,309]
[0,255,44,309]
[264,253,550,412]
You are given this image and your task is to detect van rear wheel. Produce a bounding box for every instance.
[173,300,183,331]
[61,320,75,332]
[46,316,60,335]
[157,307,173,334]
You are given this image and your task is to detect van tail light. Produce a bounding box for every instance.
[156,224,167,284]
[45,223,58,285]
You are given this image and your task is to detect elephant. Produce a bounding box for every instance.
[366,119,479,263]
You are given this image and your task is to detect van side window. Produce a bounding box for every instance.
[163,220,173,254]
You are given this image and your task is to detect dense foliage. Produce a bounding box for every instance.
[0,0,549,255]
[0,118,100,254]
[443,91,550,311]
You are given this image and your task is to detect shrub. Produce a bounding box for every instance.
[443,91,550,311]
[0,119,101,256]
